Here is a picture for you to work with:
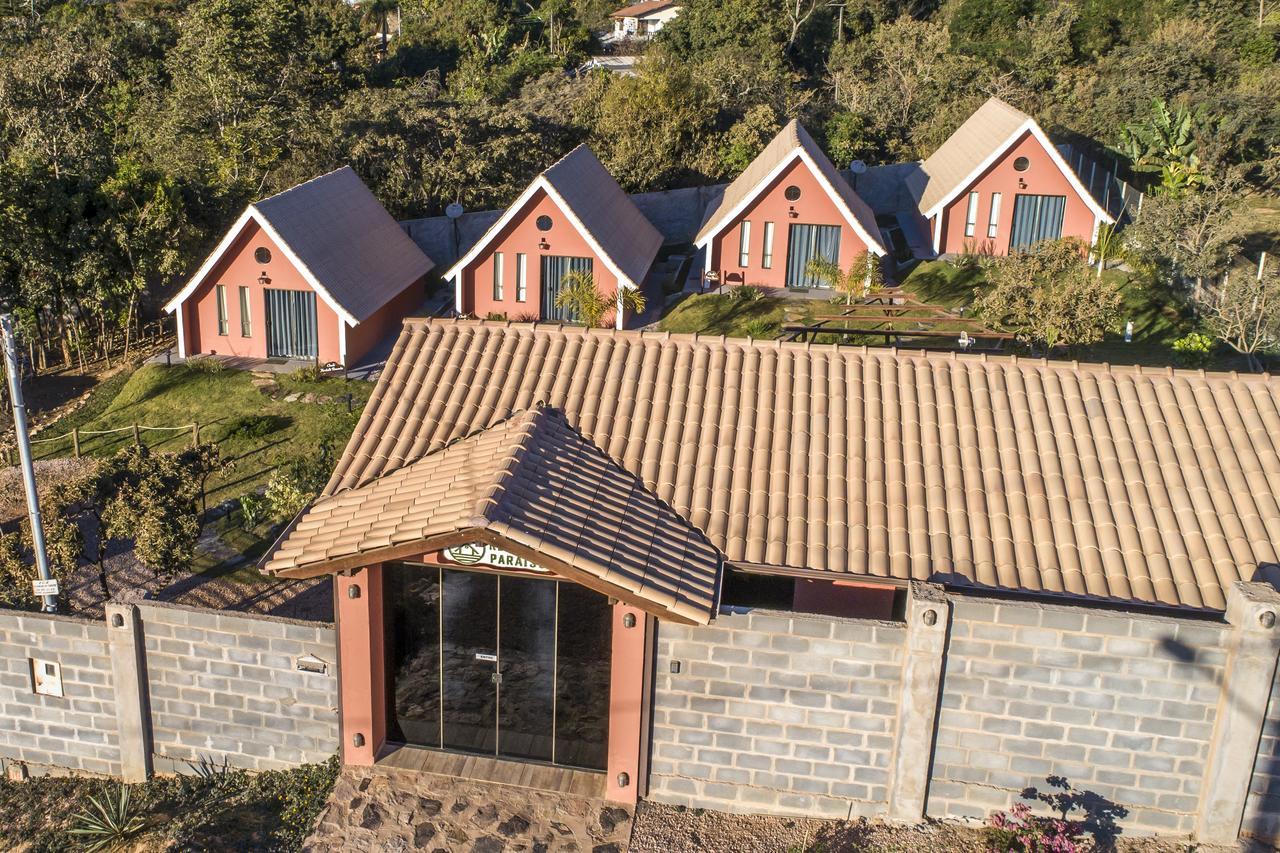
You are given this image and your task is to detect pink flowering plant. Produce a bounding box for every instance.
[985,801,1085,852]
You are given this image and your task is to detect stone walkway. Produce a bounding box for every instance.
[304,765,634,852]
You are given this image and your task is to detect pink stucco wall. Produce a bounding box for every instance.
[345,280,425,366]
[182,221,344,364]
[460,189,621,324]
[708,158,872,289]
[935,130,1097,256]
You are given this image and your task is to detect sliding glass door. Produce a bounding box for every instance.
[540,256,594,322]
[384,563,612,770]
[263,289,318,359]
[1009,194,1066,251]
[785,224,841,288]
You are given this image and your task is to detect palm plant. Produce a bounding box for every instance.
[804,251,883,304]
[69,784,147,851]
[362,0,398,61]
[553,270,646,327]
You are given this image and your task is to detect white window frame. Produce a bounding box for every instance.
[739,221,751,267]
[987,192,1002,239]
[964,192,979,238]
[762,221,775,269]
[492,252,504,301]
[215,284,228,336]
[238,286,251,337]
[516,253,527,302]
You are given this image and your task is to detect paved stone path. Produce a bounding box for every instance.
[304,765,634,852]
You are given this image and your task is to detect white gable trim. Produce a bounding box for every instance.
[921,120,1115,226]
[443,176,640,292]
[694,149,887,257]
[163,207,359,327]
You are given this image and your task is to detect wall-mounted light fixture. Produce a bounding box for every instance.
[258,272,271,287]
[922,609,938,626]
[111,613,125,628]
[623,612,637,629]
[788,206,798,219]
[1262,611,1276,629]
[537,239,550,250]
[352,733,365,748]
[616,771,630,788]
[347,585,361,599]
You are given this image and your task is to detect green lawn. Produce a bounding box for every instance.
[659,293,795,338]
[30,363,372,509]
[898,259,987,310]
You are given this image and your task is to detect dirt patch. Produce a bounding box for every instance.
[627,801,1239,852]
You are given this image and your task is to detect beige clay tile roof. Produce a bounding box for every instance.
[695,120,886,255]
[908,97,1034,215]
[302,319,1280,613]
[264,406,722,624]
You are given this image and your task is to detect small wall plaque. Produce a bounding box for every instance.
[295,654,328,675]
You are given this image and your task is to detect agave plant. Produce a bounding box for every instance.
[68,784,146,852]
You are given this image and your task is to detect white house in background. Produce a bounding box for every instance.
[606,0,682,42]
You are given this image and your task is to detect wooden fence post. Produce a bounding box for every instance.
[133,424,141,447]
[71,428,80,458]
[191,422,200,447]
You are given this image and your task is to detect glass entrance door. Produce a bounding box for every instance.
[384,563,611,770]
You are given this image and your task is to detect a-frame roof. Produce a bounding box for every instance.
[907,97,1115,225]
[443,145,663,291]
[264,406,721,624]
[164,167,435,324]
[695,120,887,256]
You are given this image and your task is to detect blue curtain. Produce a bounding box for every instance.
[785,224,842,288]
[1009,194,1067,251]
[540,256,594,321]
[264,289,318,359]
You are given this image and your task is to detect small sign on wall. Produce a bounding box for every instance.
[30,659,63,698]
[443,542,548,573]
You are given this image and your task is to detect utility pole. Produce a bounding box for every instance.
[0,315,56,613]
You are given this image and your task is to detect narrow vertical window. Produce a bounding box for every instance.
[516,253,527,302]
[215,285,228,335]
[738,220,751,267]
[987,192,1002,239]
[762,222,775,269]
[964,192,979,238]
[493,252,504,301]
[238,286,251,337]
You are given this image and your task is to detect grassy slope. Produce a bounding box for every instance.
[659,294,791,337]
[31,364,372,508]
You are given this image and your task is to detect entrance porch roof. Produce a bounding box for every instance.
[263,406,722,624]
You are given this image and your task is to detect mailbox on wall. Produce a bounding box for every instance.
[30,658,63,698]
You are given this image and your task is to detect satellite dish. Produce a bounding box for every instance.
[849,160,868,174]
[445,202,465,220]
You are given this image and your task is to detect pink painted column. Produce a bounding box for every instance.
[336,565,386,766]
[606,603,651,804]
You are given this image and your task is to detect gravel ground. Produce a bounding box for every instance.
[627,802,1246,852]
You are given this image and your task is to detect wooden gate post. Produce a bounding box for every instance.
[133,424,141,447]
[71,428,80,458]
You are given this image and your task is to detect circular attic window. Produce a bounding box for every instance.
[254,247,272,264]
[1013,156,1030,172]
[784,185,802,202]
[536,215,553,232]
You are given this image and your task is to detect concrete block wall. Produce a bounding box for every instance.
[0,611,121,776]
[648,609,906,819]
[138,602,338,773]
[928,598,1228,836]
[1245,656,1280,840]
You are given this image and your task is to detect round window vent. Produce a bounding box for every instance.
[536,215,553,232]
[254,247,272,264]
[1013,157,1030,172]
[784,185,802,202]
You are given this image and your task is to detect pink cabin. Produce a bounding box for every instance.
[908,97,1115,257]
[164,167,435,368]
[695,120,887,290]
[445,145,662,329]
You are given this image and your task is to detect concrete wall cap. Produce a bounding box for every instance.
[1225,581,1280,629]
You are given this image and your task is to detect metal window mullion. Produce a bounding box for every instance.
[551,581,559,766]
[494,575,501,757]
[437,566,444,749]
